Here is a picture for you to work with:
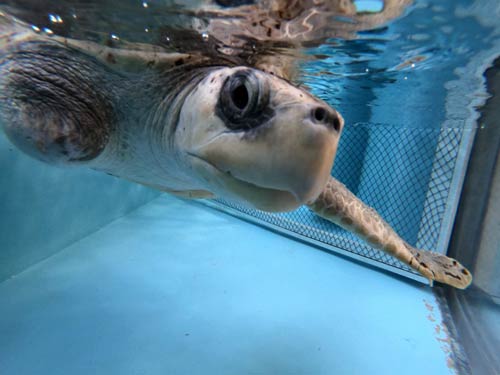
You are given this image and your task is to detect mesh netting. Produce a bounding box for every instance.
[206,124,466,279]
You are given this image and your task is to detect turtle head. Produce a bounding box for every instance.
[177,67,343,212]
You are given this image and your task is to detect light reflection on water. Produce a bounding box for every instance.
[2,1,486,99]
[2,1,494,113]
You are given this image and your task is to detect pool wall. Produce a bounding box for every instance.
[0,134,160,282]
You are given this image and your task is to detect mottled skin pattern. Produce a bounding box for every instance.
[308,177,472,289]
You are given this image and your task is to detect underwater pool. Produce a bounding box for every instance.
[1,1,499,374]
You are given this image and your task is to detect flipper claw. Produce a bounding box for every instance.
[309,177,473,289]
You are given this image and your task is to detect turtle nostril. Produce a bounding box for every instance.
[332,115,341,132]
[311,106,342,132]
[313,107,327,123]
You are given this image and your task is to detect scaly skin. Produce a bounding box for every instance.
[308,177,473,289]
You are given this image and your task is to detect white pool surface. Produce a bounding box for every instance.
[0,195,455,375]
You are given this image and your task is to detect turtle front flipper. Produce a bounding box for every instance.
[308,177,473,289]
[0,35,116,165]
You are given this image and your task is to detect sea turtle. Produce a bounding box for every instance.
[0,11,472,289]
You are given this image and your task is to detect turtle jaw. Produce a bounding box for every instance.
[187,108,342,212]
[188,153,301,212]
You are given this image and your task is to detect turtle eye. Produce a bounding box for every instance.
[217,70,270,130]
[231,83,249,110]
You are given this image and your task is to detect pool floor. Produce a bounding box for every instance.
[0,195,456,375]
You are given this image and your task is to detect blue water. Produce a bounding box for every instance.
[303,0,499,248]
[1,0,499,374]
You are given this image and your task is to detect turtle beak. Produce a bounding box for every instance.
[193,100,343,211]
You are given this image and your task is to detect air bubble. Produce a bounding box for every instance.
[142,2,149,8]
[201,32,209,41]
[49,14,63,24]
[111,34,120,41]
[354,0,384,13]
[43,27,54,35]
[31,25,41,33]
